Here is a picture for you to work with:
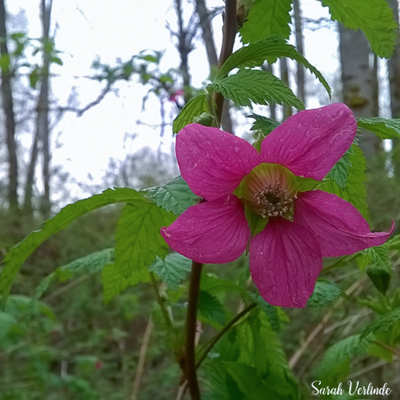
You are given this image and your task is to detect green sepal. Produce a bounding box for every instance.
[296,176,322,192]
[245,206,268,237]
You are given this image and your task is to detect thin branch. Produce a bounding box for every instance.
[373,340,400,359]
[131,317,154,400]
[150,272,173,329]
[185,261,203,400]
[289,277,365,369]
[213,0,237,124]
[42,274,91,302]
[196,303,256,369]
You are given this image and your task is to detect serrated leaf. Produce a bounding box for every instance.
[102,263,151,303]
[247,113,280,136]
[172,93,210,134]
[250,293,281,332]
[307,280,342,307]
[198,290,227,328]
[209,69,304,110]
[145,175,199,215]
[115,202,175,278]
[356,117,400,139]
[386,234,400,250]
[320,0,397,58]
[240,0,292,43]
[360,308,400,343]
[319,145,370,221]
[217,36,331,97]
[0,188,144,308]
[149,253,191,290]
[316,335,372,386]
[327,149,352,189]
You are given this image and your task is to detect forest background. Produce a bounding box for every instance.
[1,0,400,399]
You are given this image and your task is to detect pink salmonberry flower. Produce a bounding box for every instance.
[161,104,394,308]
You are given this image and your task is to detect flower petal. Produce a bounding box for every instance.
[161,195,250,264]
[249,218,322,308]
[176,123,262,200]
[261,103,357,180]
[295,190,395,257]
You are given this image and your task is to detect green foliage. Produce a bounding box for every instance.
[31,248,114,306]
[307,280,342,307]
[208,69,304,110]
[200,274,247,297]
[149,253,191,290]
[250,294,281,332]
[204,310,299,399]
[101,262,150,303]
[198,290,228,328]
[315,335,372,386]
[240,0,292,43]
[360,308,400,343]
[247,113,280,136]
[320,145,370,221]
[0,311,16,340]
[356,117,400,139]
[172,94,210,133]
[0,188,144,307]
[320,0,398,58]
[115,202,175,278]
[327,148,353,189]
[217,36,331,97]
[145,175,199,215]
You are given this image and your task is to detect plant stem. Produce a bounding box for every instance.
[214,0,237,124]
[185,261,203,399]
[373,340,400,358]
[196,302,256,369]
[150,272,173,329]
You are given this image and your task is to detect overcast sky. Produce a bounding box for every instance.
[7,0,341,200]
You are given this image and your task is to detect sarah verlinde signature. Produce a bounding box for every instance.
[311,381,392,396]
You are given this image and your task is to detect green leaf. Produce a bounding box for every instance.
[307,280,342,307]
[320,0,397,58]
[319,145,370,221]
[149,253,191,290]
[360,308,400,343]
[145,175,199,215]
[316,335,372,386]
[250,294,281,332]
[115,202,175,278]
[172,94,210,134]
[247,113,280,135]
[217,36,331,97]
[359,245,392,294]
[200,274,247,296]
[356,117,400,139]
[0,188,144,308]
[327,149,352,189]
[102,263,151,303]
[240,0,292,43]
[209,69,304,110]
[198,290,227,328]
[0,312,17,340]
[387,234,400,250]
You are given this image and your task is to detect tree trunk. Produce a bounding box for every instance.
[280,57,292,120]
[194,0,233,133]
[338,25,381,159]
[40,0,52,217]
[388,0,400,176]
[293,0,305,104]
[0,0,19,211]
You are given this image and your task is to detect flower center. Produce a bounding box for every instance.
[239,163,298,219]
